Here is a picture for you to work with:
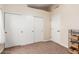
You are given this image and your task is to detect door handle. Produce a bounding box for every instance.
[20,30,23,33]
[5,32,7,34]
[57,30,60,32]
[32,30,34,32]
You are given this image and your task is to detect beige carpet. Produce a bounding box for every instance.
[2,41,69,54]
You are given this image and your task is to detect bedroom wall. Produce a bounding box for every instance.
[51,4,79,48]
[3,4,51,41]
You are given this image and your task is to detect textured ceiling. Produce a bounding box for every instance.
[27,4,52,11]
[28,4,52,8]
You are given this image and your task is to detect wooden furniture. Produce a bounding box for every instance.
[68,30,79,54]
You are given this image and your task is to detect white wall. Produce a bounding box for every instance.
[3,4,51,41]
[51,4,79,48]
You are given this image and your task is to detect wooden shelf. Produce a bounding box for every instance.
[71,35,79,41]
[70,46,78,51]
[68,30,79,54]
[68,49,78,54]
[71,40,79,44]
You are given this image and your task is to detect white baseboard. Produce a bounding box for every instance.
[42,39,51,42]
[50,39,68,48]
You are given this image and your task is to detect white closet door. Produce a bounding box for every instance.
[21,15,34,44]
[5,13,34,48]
[34,17,44,42]
[51,14,61,43]
[5,13,21,47]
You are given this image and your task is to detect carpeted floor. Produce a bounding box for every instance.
[2,41,69,54]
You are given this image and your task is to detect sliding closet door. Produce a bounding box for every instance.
[51,14,61,43]
[5,13,44,48]
[34,17,44,42]
[5,13,21,47]
[5,13,34,48]
[22,15,34,44]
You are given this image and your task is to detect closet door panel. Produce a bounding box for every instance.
[34,17,44,42]
[51,14,61,44]
[5,13,22,47]
[5,13,34,48]
[21,15,34,44]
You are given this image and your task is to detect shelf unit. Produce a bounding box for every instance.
[68,30,79,54]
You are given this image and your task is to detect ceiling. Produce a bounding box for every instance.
[27,4,53,11]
